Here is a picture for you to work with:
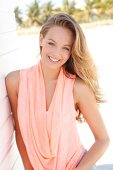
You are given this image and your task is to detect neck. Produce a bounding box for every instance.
[40,59,61,81]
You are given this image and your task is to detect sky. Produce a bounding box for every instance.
[16,0,62,10]
[16,0,85,11]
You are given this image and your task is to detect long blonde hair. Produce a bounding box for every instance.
[40,13,104,121]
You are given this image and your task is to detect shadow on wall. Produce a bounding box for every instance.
[0,0,24,169]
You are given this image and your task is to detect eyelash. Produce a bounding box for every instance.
[63,47,70,51]
[48,42,70,51]
[48,42,54,46]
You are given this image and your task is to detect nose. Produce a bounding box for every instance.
[53,48,62,59]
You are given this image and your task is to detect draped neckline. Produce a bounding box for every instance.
[39,61,63,113]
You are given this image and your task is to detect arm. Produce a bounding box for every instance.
[5,71,34,170]
[74,78,110,170]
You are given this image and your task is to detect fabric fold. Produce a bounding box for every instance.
[17,59,85,170]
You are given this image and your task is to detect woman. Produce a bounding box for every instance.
[5,13,110,170]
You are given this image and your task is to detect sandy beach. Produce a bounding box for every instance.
[16,25,113,165]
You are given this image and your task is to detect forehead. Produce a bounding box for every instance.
[45,26,74,44]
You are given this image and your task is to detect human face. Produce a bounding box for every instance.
[39,26,74,69]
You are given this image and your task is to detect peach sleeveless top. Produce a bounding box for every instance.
[17,60,85,170]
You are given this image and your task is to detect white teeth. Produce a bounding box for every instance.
[49,56,59,62]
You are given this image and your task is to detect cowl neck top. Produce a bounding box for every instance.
[17,60,85,170]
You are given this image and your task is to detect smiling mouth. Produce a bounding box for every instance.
[48,56,60,63]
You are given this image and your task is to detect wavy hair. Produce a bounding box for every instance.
[40,13,104,122]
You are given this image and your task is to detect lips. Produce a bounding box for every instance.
[48,56,60,63]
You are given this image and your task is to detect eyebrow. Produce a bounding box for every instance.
[48,39,72,47]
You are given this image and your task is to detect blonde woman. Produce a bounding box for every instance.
[5,13,110,170]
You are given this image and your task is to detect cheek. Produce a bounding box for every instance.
[63,52,71,60]
[41,45,50,54]
[66,55,71,61]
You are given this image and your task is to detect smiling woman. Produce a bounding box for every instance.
[5,13,112,170]
[39,26,74,71]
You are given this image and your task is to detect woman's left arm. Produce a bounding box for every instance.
[74,78,110,170]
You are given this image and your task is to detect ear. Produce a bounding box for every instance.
[39,33,44,46]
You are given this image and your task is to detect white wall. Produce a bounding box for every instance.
[0,0,24,169]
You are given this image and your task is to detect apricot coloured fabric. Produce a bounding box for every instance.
[17,60,85,170]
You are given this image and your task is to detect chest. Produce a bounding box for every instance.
[45,81,57,111]
[44,80,77,112]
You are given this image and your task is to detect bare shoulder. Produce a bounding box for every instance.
[73,77,95,104]
[5,70,20,85]
[73,78,110,143]
[73,76,98,125]
[5,70,20,95]
[5,70,20,115]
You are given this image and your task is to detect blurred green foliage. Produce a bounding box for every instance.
[14,0,113,27]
